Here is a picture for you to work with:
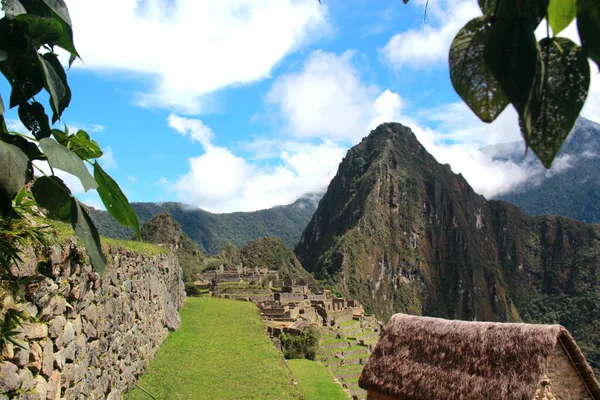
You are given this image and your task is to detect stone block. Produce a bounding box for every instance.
[0,361,20,393]
[48,316,66,339]
[22,323,48,340]
[2,342,14,360]
[41,339,53,378]
[17,368,34,392]
[40,296,67,321]
[58,321,75,347]
[12,342,30,367]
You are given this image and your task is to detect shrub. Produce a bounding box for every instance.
[280,328,319,360]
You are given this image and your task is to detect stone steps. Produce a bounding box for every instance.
[342,346,369,357]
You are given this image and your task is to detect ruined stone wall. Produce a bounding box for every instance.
[534,345,593,400]
[328,308,354,324]
[0,239,185,399]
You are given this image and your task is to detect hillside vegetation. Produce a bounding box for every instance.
[125,298,302,400]
[296,123,600,377]
[89,195,319,254]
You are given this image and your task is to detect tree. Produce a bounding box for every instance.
[0,0,140,274]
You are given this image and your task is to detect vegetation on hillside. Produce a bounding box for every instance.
[89,196,319,254]
[296,123,600,378]
[138,213,205,292]
[125,298,302,400]
[281,328,320,361]
[497,118,600,224]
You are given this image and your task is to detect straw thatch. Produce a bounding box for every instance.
[359,314,600,400]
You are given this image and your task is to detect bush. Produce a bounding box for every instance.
[280,328,319,360]
[185,282,202,297]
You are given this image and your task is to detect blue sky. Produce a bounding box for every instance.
[3,0,600,212]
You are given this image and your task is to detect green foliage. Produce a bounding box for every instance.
[88,196,319,254]
[138,213,205,283]
[239,237,315,284]
[0,0,140,273]
[184,281,202,297]
[440,0,597,168]
[125,298,302,400]
[281,329,320,361]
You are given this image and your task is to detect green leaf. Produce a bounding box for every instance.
[37,52,67,122]
[0,53,45,108]
[51,128,65,143]
[577,0,600,69]
[527,38,590,168]
[71,199,107,273]
[1,0,27,18]
[18,101,51,139]
[484,16,544,141]
[1,133,44,160]
[13,14,63,46]
[39,0,72,27]
[39,137,98,191]
[0,94,4,116]
[450,17,509,123]
[494,0,549,27]
[43,52,71,122]
[31,175,72,221]
[68,130,103,160]
[0,140,29,215]
[94,161,141,239]
[548,0,576,35]
[477,0,495,15]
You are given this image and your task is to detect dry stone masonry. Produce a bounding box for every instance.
[0,239,185,399]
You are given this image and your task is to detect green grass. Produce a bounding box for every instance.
[286,359,349,400]
[45,219,167,256]
[125,297,302,400]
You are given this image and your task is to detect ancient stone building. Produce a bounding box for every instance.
[359,314,600,400]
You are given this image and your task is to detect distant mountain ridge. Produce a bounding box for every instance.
[295,123,599,375]
[491,117,600,223]
[90,193,321,254]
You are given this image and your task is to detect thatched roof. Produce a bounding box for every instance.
[359,314,600,400]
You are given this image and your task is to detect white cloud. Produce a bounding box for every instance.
[267,50,405,143]
[64,0,329,114]
[380,0,481,69]
[99,146,118,170]
[166,114,345,213]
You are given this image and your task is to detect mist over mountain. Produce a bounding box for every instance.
[488,117,600,223]
[89,193,321,254]
[295,123,600,374]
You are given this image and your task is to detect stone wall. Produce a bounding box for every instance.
[0,239,186,399]
[534,345,593,400]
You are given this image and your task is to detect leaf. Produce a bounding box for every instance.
[450,17,509,122]
[94,161,141,239]
[31,175,72,220]
[494,0,549,27]
[477,0,496,15]
[39,137,98,191]
[13,14,63,46]
[51,128,65,143]
[69,130,102,160]
[0,94,4,116]
[39,0,72,27]
[1,0,26,18]
[577,0,600,69]
[527,38,590,168]
[18,101,51,139]
[0,140,29,215]
[548,0,576,35]
[484,16,544,141]
[38,52,70,123]
[0,53,45,108]
[71,199,107,274]
[1,133,44,160]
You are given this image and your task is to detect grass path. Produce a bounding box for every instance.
[286,359,350,400]
[125,297,302,400]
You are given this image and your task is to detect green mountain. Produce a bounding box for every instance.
[90,194,320,254]
[295,123,600,375]
[138,213,204,283]
[239,237,315,285]
[491,117,600,223]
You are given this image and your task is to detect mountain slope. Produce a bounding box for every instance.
[491,117,600,223]
[295,123,600,374]
[90,194,320,254]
